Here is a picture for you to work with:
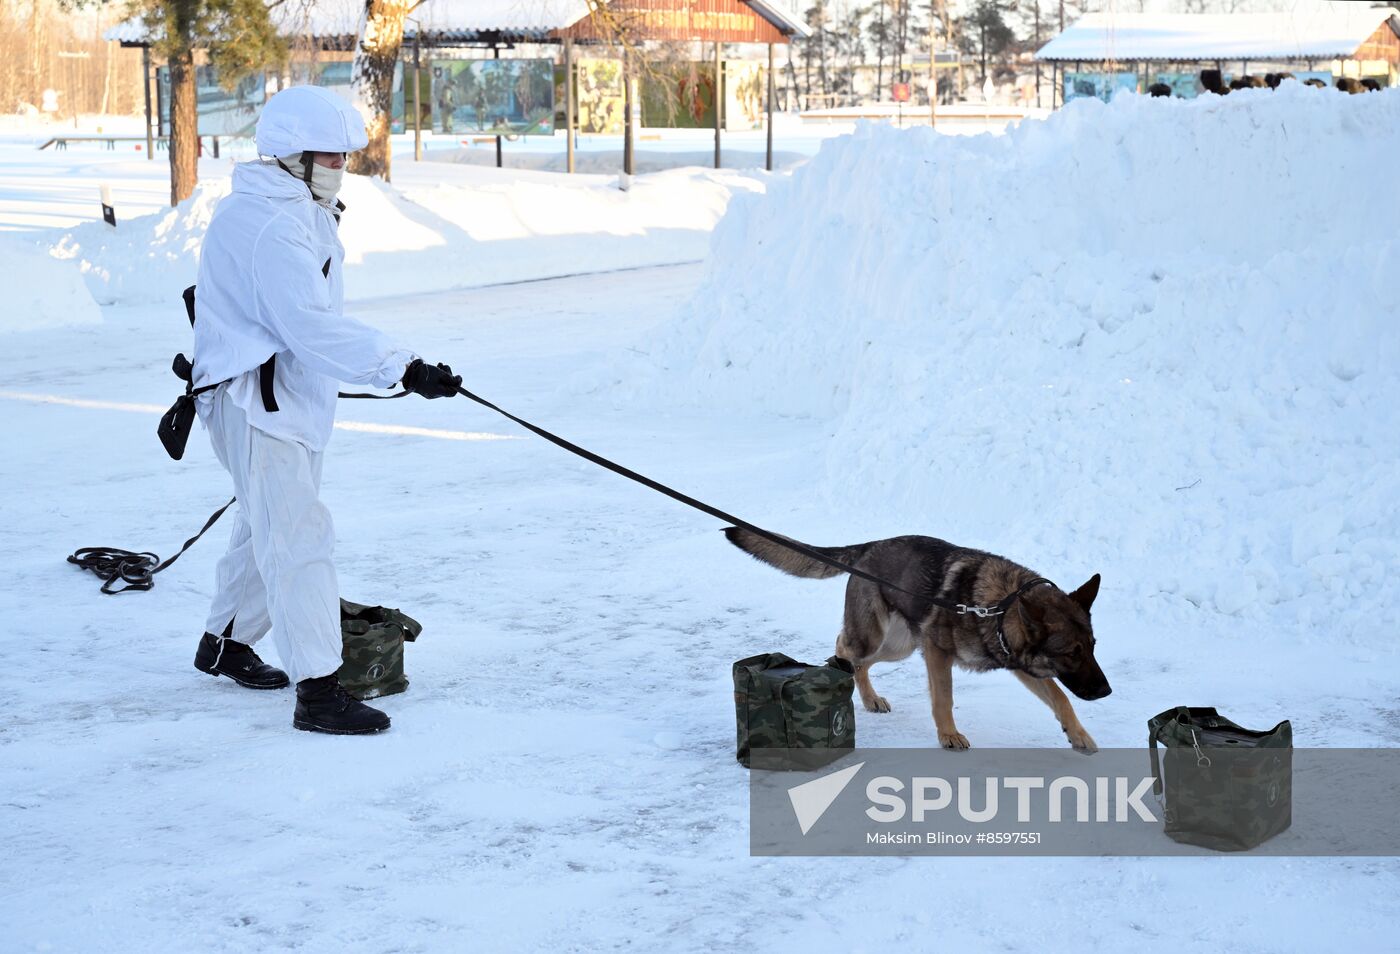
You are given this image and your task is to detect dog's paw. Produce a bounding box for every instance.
[1065,725,1098,754]
[939,730,971,750]
[864,695,892,714]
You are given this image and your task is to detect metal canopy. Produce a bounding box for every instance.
[1035,9,1400,63]
[107,0,810,49]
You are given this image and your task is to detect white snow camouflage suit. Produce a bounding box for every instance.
[192,88,415,683]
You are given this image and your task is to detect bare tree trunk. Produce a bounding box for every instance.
[802,39,811,106]
[980,20,989,85]
[168,45,198,204]
[348,0,412,182]
[875,0,886,100]
[893,0,905,84]
[29,0,45,107]
[100,38,114,115]
[785,44,798,111]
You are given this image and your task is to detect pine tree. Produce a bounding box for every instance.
[75,0,281,205]
[835,4,867,103]
[871,0,890,99]
[800,2,832,100]
[964,0,1015,86]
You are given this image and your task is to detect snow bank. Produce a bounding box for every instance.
[52,180,226,305]
[1,235,103,332]
[635,83,1400,642]
[48,163,763,305]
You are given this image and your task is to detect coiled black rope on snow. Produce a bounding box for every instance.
[68,498,235,594]
[69,387,407,594]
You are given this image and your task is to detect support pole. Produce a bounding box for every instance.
[142,45,154,160]
[565,37,575,174]
[765,43,774,172]
[713,41,721,170]
[501,45,506,169]
[1034,0,1041,108]
[1056,0,1065,107]
[623,48,634,176]
[928,28,937,128]
[413,34,422,161]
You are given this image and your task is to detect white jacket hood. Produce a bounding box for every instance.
[232,158,317,202]
[255,85,369,158]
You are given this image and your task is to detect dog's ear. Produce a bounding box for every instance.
[1068,574,1101,613]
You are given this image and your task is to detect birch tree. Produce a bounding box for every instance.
[347,0,416,181]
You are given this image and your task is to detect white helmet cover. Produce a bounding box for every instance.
[255,85,369,158]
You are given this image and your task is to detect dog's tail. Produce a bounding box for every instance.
[723,527,871,580]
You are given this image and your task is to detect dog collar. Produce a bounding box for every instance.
[991,578,1055,665]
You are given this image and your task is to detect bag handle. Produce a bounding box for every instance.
[1147,711,1178,801]
[1147,707,1216,804]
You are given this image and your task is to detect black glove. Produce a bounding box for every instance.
[401,358,462,400]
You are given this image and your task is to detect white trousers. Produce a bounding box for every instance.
[199,388,344,684]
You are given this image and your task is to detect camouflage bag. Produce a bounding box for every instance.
[1148,706,1292,852]
[338,599,422,700]
[733,653,856,769]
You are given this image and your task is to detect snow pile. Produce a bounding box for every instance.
[48,163,763,305]
[1,234,103,332]
[639,84,1400,642]
[52,179,227,305]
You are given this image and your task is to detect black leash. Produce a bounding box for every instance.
[77,388,402,593]
[452,384,1054,622]
[452,384,918,596]
[72,383,1052,638]
[68,498,236,594]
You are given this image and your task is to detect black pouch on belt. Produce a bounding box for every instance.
[158,392,197,461]
[158,352,208,461]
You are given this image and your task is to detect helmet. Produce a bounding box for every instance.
[255,85,369,158]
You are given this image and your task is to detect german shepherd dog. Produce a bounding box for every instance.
[724,529,1110,752]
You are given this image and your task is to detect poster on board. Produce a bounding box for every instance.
[431,59,555,135]
[575,59,625,134]
[157,66,265,137]
[1063,72,1139,103]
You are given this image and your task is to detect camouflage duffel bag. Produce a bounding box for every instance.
[338,599,422,700]
[733,652,856,769]
[1148,706,1292,852]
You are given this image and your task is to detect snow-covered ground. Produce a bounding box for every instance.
[0,114,832,237]
[4,86,1400,951]
[2,144,769,314]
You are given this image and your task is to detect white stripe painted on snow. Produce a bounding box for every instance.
[0,389,523,442]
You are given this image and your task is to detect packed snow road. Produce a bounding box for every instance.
[3,263,1398,952]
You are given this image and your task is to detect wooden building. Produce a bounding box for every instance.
[109,0,810,173]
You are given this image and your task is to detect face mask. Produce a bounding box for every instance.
[277,152,345,207]
[308,161,345,204]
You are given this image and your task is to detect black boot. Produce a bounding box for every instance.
[293,675,391,735]
[194,627,290,690]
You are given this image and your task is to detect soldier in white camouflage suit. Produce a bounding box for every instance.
[189,86,461,734]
